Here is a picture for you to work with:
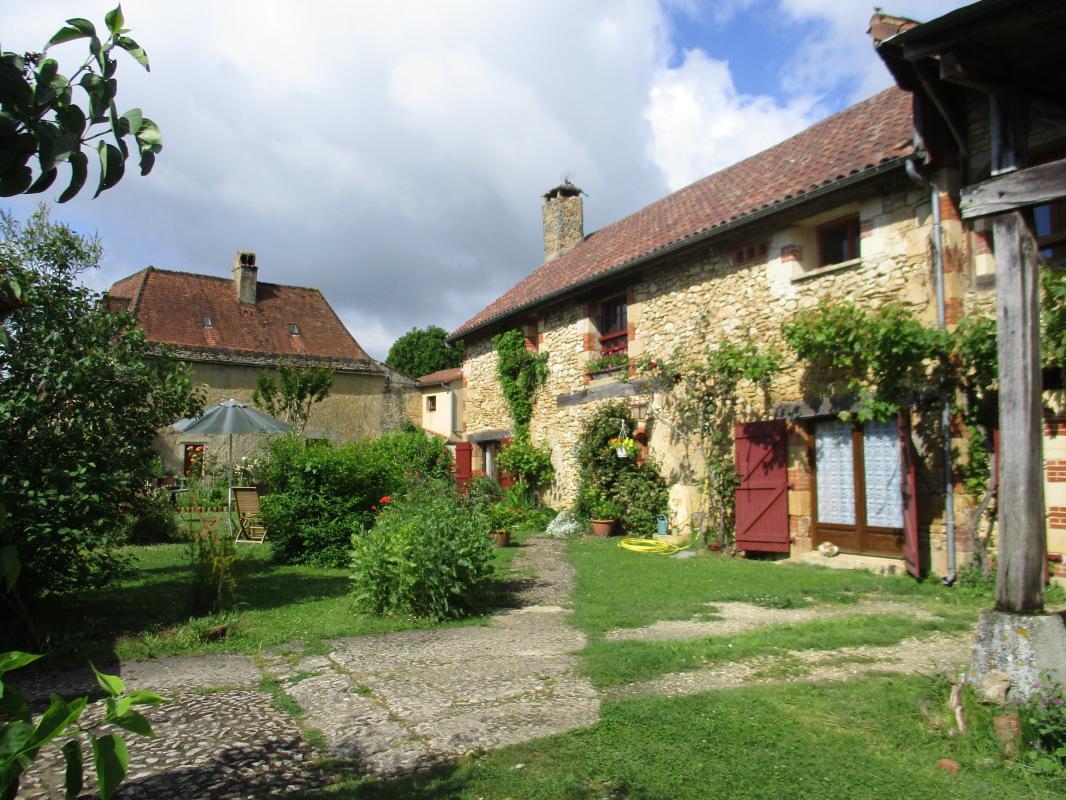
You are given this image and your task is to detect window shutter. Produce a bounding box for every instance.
[454,442,473,486]
[899,412,921,577]
[734,420,789,552]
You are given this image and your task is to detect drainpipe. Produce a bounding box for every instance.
[906,157,957,586]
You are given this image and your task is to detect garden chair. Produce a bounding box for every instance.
[233,487,268,544]
[178,488,224,541]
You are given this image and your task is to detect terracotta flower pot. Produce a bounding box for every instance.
[590,519,616,537]
[490,529,511,547]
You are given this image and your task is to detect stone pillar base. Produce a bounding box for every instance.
[970,610,1066,700]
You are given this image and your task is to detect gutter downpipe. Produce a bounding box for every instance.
[905,154,957,586]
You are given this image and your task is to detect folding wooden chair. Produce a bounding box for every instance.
[178,488,223,541]
[233,487,268,543]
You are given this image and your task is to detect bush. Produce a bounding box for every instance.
[125,487,180,544]
[189,529,238,614]
[260,437,387,567]
[575,401,668,536]
[260,429,454,567]
[545,509,587,539]
[351,484,495,620]
[497,436,554,492]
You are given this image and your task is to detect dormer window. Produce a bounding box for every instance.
[288,323,300,335]
[202,316,213,328]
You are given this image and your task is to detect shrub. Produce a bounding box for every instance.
[1020,678,1066,773]
[260,437,386,567]
[497,436,554,493]
[575,401,668,536]
[351,484,495,620]
[189,529,238,614]
[364,424,454,493]
[464,476,504,512]
[125,487,180,544]
[545,509,587,539]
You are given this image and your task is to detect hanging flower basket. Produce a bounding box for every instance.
[608,436,638,459]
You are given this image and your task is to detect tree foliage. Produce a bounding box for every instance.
[0,5,162,201]
[385,325,463,378]
[252,362,334,434]
[0,207,202,597]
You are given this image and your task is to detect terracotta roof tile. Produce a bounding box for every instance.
[453,87,914,338]
[107,268,371,361]
[417,367,463,385]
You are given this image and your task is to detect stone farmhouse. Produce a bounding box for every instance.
[452,66,1066,580]
[107,252,419,474]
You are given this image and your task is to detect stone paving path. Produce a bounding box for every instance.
[259,537,597,775]
[12,538,596,796]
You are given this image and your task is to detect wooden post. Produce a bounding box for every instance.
[990,94,1046,613]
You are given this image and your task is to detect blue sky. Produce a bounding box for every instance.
[4,1,970,358]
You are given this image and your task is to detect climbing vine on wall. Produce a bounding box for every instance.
[491,329,549,434]
[638,333,782,547]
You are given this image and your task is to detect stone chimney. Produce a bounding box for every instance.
[232,251,257,305]
[542,180,584,262]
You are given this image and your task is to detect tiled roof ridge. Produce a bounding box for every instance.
[111,265,331,296]
[451,86,914,339]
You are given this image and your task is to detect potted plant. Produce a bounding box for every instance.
[608,436,638,459]
[589,496,622,537]
[486,501,514,547]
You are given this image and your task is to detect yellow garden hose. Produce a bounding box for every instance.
[617,536,685,555]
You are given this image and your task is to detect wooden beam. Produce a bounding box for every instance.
[989,93,1046,615]
[960,157,1066,219]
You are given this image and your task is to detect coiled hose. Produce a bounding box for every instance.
[617,536,684,555]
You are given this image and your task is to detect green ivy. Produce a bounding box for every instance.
[782,299,937,422]
[491,329,548,433]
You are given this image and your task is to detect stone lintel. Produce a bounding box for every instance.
[556,380,642,408]
[468,429,512,443]
[773,395,860,420]
[970,610,1066,700]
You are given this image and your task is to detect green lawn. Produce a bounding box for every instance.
[16,533,527,670]
[298,675,1063,799]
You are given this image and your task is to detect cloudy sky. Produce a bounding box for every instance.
[4,0,970,358]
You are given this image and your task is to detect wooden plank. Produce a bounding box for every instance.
[467,428,511,443]
[556,380,640,408]
[960,157,1066,219]
[993,210,1046,613]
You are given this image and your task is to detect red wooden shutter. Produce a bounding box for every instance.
[899,412,921,578]
[454,442,473,486]
[734,420,789,553]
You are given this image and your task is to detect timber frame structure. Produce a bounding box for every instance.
[875,0,1066,613]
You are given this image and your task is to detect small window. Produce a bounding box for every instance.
[183,443,206,478]
[288,323,300,335]
[817,216,860,267]
[201,316,213,327]
[599,295,628,357]
[426,396,437,412]
[732,242,768,267]
[1035,201,1066,265]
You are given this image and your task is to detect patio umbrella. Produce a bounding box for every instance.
[172,399,290,533]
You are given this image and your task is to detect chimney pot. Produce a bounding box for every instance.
[233,250,258,305]
[542,179,584,262]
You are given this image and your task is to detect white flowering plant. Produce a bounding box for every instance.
[544,509,587,539]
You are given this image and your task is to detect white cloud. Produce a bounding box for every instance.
[646,49,819,190]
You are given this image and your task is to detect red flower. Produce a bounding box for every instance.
[380,496,392,504]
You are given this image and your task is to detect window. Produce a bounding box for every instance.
[1035,200,1066,265]
[814,420,903,556]
[599,295,628,357]
[426,395,437,412]
[183,443,206,478]
[288,323,300,335]
[816,216,860,267]
[201,315,213,327]
[732,242,768,267]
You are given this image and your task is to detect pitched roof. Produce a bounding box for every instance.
[107,267,372,363]
[417,367,463,385]
[453,86,914,339]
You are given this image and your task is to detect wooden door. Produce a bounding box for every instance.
[734,420,789,553]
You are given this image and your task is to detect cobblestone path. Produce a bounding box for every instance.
[13,538,597,796]
[259,537,598,775]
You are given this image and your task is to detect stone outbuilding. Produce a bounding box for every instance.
[451,80,1053,579]
[106,252,419,475]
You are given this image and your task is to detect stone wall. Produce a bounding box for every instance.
[156,361,420,474]
[463,176,989,572]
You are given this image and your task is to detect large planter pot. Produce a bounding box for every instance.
[590,519,616,537]
[490,529,511,548]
